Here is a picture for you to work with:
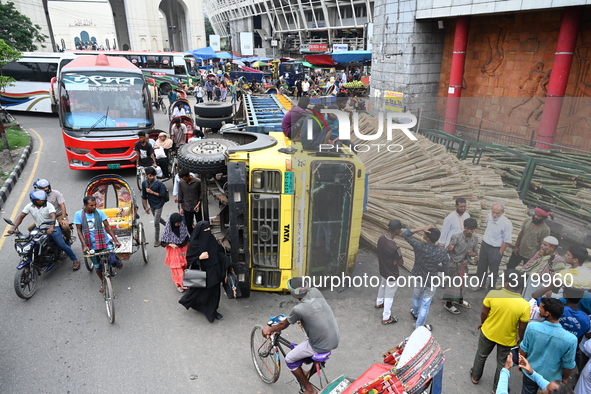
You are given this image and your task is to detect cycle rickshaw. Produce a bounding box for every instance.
[83,174,149,323]
[168,98,193,122]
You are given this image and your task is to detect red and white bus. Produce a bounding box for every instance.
[56,54,154,170]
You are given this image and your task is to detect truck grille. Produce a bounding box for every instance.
[251,194,280,268]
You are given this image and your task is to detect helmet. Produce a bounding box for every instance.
[29,190,47,204]
[33,178,51,193]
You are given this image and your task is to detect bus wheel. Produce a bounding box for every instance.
[177,138,238,174]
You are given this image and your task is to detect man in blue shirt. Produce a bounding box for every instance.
[520,297,577,394]
[402,224,450,331]
[141,166,167,246]
[560,287,591,340]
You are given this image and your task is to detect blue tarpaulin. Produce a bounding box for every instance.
[214,52,234,59]
[330,50,372,63]
[191,46,216,60]
[244,56,272,62]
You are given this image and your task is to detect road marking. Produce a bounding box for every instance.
[0,128,44,250]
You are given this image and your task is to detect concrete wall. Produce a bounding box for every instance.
[416,0,590,19]
[370,0,445,113]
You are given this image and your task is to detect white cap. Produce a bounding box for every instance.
[543,236,559,246]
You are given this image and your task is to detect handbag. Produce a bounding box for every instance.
[182,266,207,288]
[223,268,241,299]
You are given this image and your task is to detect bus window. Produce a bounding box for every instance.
[293,63,303,74]
[307,162,355,276]
[60,71,152,130]
[2,61,58,82]
[283,64,293,73]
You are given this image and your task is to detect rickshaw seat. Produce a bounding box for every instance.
[102,207,132,229]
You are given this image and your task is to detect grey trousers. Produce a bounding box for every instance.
[151,207,167,241]
[475,242,503,290]
[471,331,512,391]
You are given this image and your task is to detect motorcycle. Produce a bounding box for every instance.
[4,218,67,299]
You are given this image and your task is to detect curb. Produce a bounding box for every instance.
[0,130,33,211]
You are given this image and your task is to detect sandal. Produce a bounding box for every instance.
[443,303,460,315]
[375,303,384,309]
[154,241,160,247]
[382,316,398,325]
[410,308,418,320]
[424,324,433,331]
[177,286,185,293]
[470,368,479,384]
[72,260,80,271]
[99,286,104,294]
[454,300,472,309]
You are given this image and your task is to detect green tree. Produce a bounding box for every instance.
[204,16,214,46]
[0,1,49,51]
[0,39,21,154]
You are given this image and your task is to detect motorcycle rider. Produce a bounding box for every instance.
[8,190,81,270]
[31,179,72,244]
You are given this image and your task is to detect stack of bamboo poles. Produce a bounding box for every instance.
[479,146,591,221]
[352,113,529,273]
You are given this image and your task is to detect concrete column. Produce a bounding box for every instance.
[535,7,582,149]
[443,16,470,136]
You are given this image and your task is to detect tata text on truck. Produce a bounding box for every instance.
[178,94,366,296]
[55,54,154,170]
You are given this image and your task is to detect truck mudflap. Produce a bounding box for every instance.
[227,161,250,297]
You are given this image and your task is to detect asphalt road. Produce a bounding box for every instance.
[0,103,539,393]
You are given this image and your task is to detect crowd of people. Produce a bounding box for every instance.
[374,198,591,393]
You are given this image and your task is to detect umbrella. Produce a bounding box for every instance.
[251,61,268,67]
[232,59,245,66]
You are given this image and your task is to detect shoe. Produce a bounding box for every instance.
[382,316,398,325]
[424,324,433,331]
[410,308,418,320]
[470,368,479,384]
[154,241,160,247]
[443,303,460,315]
[375,303,384,309]
[215,313,223,320]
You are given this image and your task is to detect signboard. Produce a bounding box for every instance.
[384,91,404,112]
[63,72,143,92]
[300,43,328,54]
[271,39,278,47]
[210,35,221,51]
[240,32,254,56]
[333,44,348,53]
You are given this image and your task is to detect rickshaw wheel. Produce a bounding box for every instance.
[138,222,148,264]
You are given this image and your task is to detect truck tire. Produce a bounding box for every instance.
[194,102,234,118]
[177,138,238,174]
[194,114,234,129]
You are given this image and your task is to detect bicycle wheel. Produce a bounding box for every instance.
[250,325,280,383]
[170,155,178,180]
[136,167,146,192]
[84,256,94,272]
[138,222,148,263]
[103,276,115,324]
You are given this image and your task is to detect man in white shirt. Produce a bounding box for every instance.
[473,202,513,291]
[172,102,187,117]
[438,197,470,247]
[301,80,310,96]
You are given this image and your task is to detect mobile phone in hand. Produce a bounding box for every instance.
[510,346,519,366]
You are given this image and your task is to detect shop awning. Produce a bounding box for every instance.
[214,52,234,59]
[304,54,337,66]
[301,61,314,68]
[330,50,372,63]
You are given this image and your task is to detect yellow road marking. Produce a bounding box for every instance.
[0,128,44,250]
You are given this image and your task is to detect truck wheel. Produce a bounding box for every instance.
[194,114,234,129]
[194,102,234,118]
[177,138,238,174]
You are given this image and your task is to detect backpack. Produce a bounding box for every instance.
[297,114,328,150]
[215,86,221,97]
[162,182,170,203]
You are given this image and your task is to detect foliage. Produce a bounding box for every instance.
[204,16,214,46]
[0,39,21,98]
[0,1,48,51]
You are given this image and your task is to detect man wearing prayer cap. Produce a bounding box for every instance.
[507,206,551,270]
[519,235,565,299]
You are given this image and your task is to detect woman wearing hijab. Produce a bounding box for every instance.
[154,132,173,178]
[160,213,190,292]
[179,221,226,322]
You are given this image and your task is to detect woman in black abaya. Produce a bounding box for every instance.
[178,221,226,322]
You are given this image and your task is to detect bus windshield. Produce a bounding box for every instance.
[60,71,152,130]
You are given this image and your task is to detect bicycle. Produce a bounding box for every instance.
[84,250,117,324]
[250,315,331,391]
[158,96,167,114]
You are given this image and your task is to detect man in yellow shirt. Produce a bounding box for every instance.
[470,269,530,392]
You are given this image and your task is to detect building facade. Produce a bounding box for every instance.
[13,0,206,53]
[203,0,374,57]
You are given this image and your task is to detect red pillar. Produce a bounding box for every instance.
[444,16,470,135]
[535,7,582,149]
